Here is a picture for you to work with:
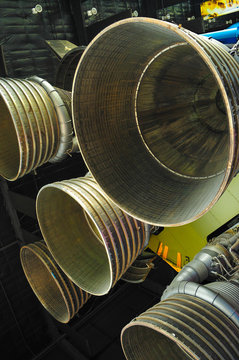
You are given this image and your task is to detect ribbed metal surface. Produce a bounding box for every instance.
[121,263,153,284]
[206,281,239,312]
[0,77,59,180]
[72,18,239,226]
[54,87,72,116]
[55,46,85,91]
[121,294,239,360]
[122,251,156,283]
[36,175,147,296]
[29,76,73,164]
[20,241,90,323]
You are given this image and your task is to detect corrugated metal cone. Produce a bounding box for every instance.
[121,263,154,284]
[0,77,73,180]
[36,174,147,296]
[20,240,90,323]
[72,17,239,226]
[121,251,156,284]
[121,292,239,360]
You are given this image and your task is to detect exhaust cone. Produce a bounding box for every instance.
[72,18,239,226]
[20,241,90,323]
[121,293,239,360]
[122,251,156,284]
[0,77,73,180]
[36,175,147,296]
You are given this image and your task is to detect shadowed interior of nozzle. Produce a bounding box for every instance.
[136,43,228,178]
[122,324,193,360]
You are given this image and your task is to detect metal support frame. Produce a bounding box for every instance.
[45,40,77,60]
[0,178,24,244]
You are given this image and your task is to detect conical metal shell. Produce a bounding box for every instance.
[0,78,59,180]
[20,240,90,323]
[72,18,239,226]
[36,175,147,296]
[121,294,239,360]
[0,77,73,180]
[121,251,156,284]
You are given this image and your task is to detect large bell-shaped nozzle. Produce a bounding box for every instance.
[121,289,239,360]
[20,241,90,323]
[0,77,73,181]
[72,18,239,226]
[36,174,148,296]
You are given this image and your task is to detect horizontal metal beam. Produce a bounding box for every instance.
[0,241,19,252]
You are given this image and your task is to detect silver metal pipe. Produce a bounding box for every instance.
[121,232,239,360]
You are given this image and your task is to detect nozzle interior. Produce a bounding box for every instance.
[73,19,232,225]
[37,186,112,296]
[122,324,192,360]
[136,42,228,178]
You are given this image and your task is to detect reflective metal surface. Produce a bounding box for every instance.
[29,76,73,164]
[72,18,239,226]
[20,241,90,323]
[121,263,154,284]
[122,251,156,284]
[0,76,75,180]
[121,294,239,360]
[0,77,59,180]
[45,40,78,60]
[36,175,147,296]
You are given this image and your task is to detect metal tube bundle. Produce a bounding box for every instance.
[121,293,239,360]
[0,76,73,181]
[72,17,239,226]
[36,174,148,296]
[121,235,239,360]
[121,251,156,284]
[20,241,90,323]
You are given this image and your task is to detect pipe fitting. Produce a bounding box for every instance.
[162,243,233,300]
